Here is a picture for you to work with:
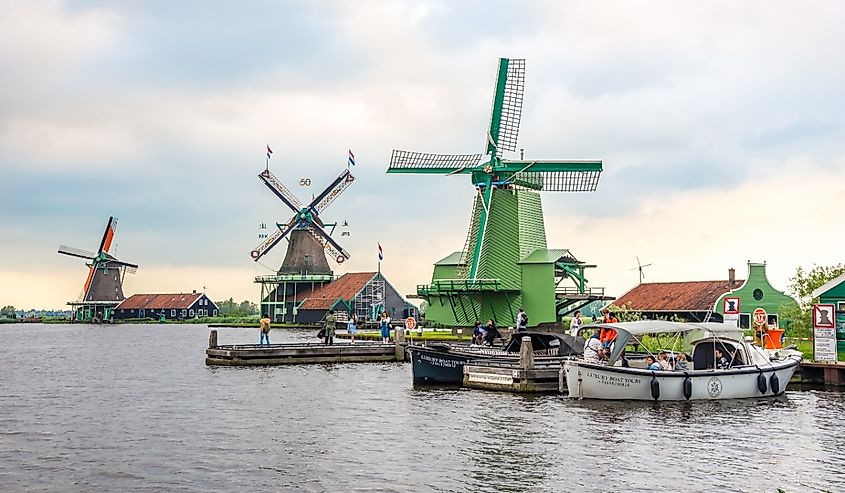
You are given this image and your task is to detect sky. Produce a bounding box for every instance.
[1,0,844,309]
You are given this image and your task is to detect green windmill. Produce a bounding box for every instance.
[387,58,613,328]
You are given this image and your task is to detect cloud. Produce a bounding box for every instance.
[2,1,845,308]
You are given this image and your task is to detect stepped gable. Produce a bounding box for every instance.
[296,272,377,310]
[117,293,203,310]
[614,280,744,312]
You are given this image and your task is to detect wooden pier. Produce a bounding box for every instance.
[463,336,565,393]
[792,361,845,387]
[205,329,407,366]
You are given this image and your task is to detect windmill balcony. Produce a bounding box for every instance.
[555,286,608,299]
[417,279,518,296]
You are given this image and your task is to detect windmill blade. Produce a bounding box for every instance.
[98,216,117,254]
[249,219,298,261]
[502,160,603,192]
[258,169,303,213]
[387,150,483,174]
[485,58,525,156]
[57,245,98,261]
[104,258,140,270]
[308,169,355,214]
[301,222,351,264]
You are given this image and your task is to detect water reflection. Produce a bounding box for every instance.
[0,324,843,493]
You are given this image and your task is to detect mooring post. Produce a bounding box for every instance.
[519,336,534,369]
[208,329,218,349]
[394,327,406,361]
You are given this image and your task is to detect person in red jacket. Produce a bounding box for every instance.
[600,310,619,348]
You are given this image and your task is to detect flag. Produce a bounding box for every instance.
[266,145,273,159]
[378,242,383,261]
[348,149,355,167]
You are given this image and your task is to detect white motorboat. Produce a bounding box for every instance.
[563,321,802,401]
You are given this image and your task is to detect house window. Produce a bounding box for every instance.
[739,314,750,329]
[189,309,194,316]
[181,309,187,317]
[171,309,176,317]
[213,310,218,316]
[838,302,845,312]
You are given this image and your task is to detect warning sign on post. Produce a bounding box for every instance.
[723,297,740,315]
[813,304,838,362]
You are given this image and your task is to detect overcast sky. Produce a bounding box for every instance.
[2,1,844,309]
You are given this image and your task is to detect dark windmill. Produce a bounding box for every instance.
[57,216,138,322]
[251,167,355,322]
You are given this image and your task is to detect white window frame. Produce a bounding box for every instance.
[213,309,218,316]
[189,309,195,317]
[171,309,176,317]
[181,309,187,317]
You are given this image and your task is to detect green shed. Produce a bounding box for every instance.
[812,272,845,341]
[714,262,799,329]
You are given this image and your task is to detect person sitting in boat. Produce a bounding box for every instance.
[583,330,602,362]
[646,355,662,370]
[483,319,501,346]
[673,352,689,371]
[657,351,672,370]
[472,321,485,345]
[715,349,730,369]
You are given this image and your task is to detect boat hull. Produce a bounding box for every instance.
[409,346,490,385]
[563,356,802,401]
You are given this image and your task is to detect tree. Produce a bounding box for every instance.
[780,264,845,337]
[0,306,16,319]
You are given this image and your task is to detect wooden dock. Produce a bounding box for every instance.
[462,336,565,393]
[205,329,407,366]
[792,361,845,387]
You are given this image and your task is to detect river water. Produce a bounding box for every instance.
[0,324,843,492]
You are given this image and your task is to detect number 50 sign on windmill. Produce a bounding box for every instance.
[387,58,610,328]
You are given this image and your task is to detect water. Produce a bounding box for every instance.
[1,324,843,492]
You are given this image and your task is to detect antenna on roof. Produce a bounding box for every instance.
[630,256,653,284]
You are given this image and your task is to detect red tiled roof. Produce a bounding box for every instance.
[614,280,744,312]
[117,293,203,310]
[297,272,376,310]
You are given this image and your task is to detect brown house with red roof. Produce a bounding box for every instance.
[113,290,219,320]
[612,268,744,322]
[269,271,415,325]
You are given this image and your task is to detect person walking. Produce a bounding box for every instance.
[379,311,392,343]
[347,313,357,344]
[323,310,337,345]
[259,313,271,347]
[516,308,528,332]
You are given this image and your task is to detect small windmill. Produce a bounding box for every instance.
[250,167,354,274]
[630,256,653,284]
[386,58,605,327]
[58,217,138,320]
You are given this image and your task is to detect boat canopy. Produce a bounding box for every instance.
[577,321,746,363]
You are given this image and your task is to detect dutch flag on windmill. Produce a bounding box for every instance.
[348,149,356,167]
[266,145,273,160]
[378,242,383,261]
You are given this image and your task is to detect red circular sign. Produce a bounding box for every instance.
[753,308,767,326]
[405,317,417,330]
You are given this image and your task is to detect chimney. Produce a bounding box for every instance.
[728,268,735,284]
[192,289,197,294]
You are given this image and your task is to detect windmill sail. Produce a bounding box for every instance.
[57,245,99,260]
[486,58,525,156]
[388,150,482,172]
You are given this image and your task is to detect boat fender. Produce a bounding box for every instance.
[682,375,692,401]
[757,371,768,394]
[650,374,660,400]
[770,373,780,395]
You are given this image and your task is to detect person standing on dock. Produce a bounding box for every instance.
[517,308,528,332]
[259,314,271,347]
[323,310,337,345]
[379,311,391,343]
[570,310,583,334]
[347,313,357,344]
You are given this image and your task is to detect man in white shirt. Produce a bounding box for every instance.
[583,330,602,362]
[569,310,583,335]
